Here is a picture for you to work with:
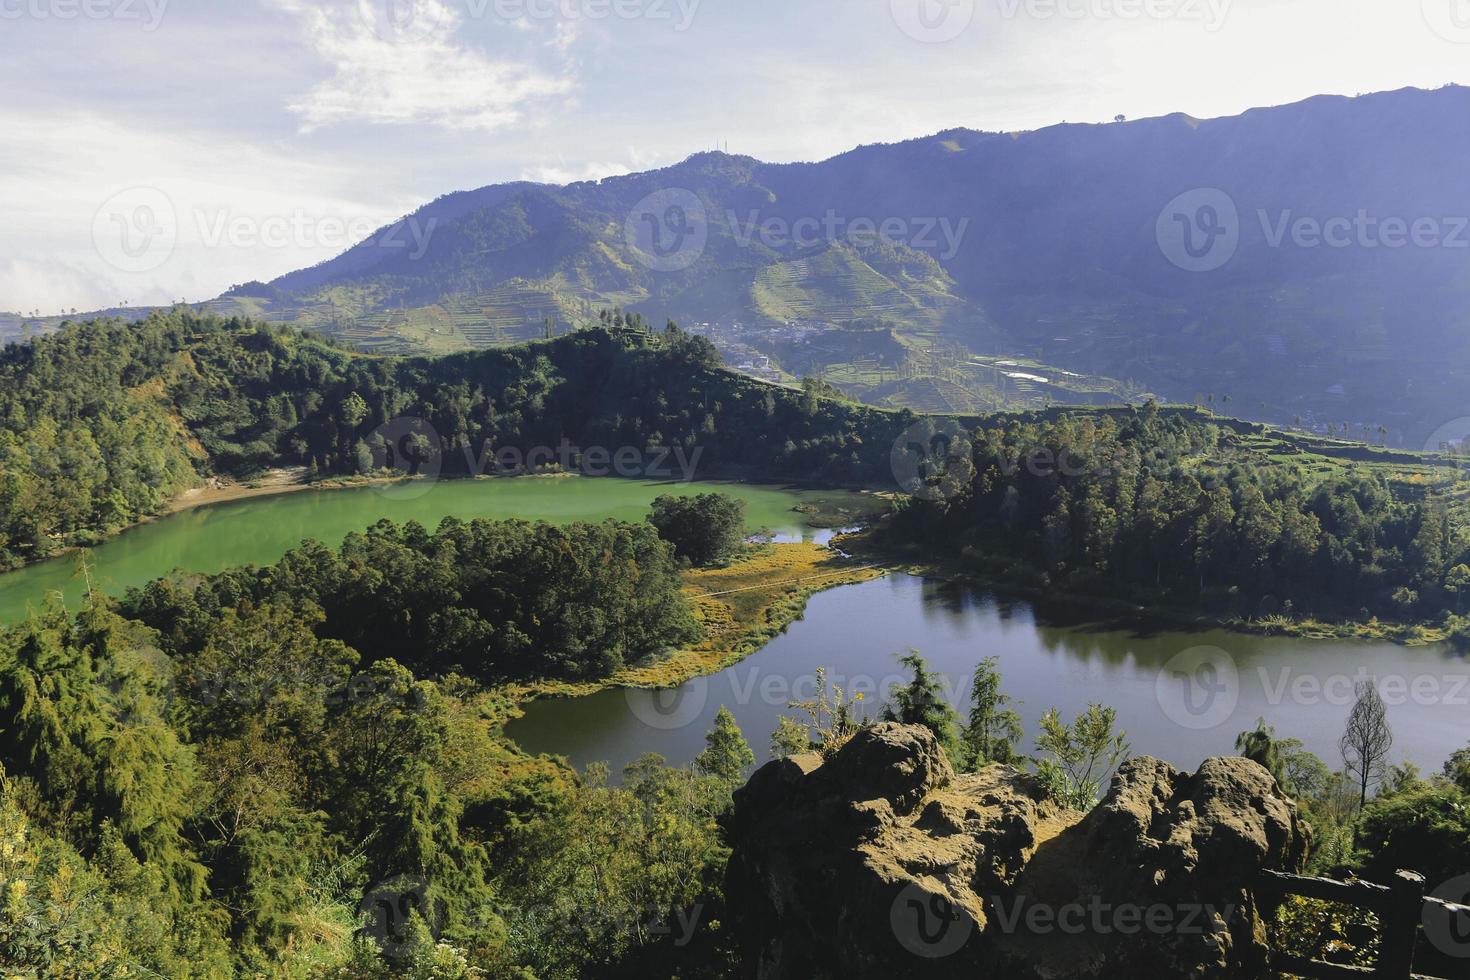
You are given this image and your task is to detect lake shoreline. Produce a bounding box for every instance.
[492,541,886,727]
[1,466,885,577]
[496,520,1460,743]
[506,565,1470,778]
[844,529,1455,649]
[0,469,408,576]
[0,475,880,626]
[164,468,604,514]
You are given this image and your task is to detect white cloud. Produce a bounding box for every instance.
[0,106,426,312]
[521,148,663,184]
[271,0,573,131]
[545,17,588,53]
[0,259,123,318]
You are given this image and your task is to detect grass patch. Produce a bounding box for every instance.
[1242,613,1448,645]
[788,494,889,528]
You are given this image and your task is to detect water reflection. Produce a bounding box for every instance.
[509,572,1469,781]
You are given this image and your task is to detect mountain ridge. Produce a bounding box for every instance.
[9,85,1469,440]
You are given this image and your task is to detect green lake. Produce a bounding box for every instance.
[0,477,856,623]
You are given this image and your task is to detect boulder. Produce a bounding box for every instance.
[725,724,1308,980]
[989,755,1311,978]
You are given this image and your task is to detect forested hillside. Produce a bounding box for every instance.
[6,311,1470,631]
[0,309,909,569]
[886,405,1470,628]
[3,317,1470,977]
[0,321,202,563]
[0,532,740,978]
[17,89,1469,430]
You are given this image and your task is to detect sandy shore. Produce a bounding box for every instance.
[165,468,370,513]
[163,468,585,514]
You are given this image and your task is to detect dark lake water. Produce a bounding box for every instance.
[509,572,1470,778]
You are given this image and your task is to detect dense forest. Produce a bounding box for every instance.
[0,524,746,978]
[884,406,1470,625]
[0,310,908,570]
[4,313,1470,975]
[7,311,1468,629]
[121,516,697,682]
[6,575,1469,977]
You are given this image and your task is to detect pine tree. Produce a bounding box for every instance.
[694,706,755,783]
[882,650,959,755]
[960,657,1022,770]
[770,715,810,759]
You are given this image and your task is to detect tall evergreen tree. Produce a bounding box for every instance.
[960,657,1023,770]
[883,650,959,755]
[694,706,755,784]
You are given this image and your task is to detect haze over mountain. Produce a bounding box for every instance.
[14,85,1470,443]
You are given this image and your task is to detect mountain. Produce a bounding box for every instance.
[35,86,1470,440]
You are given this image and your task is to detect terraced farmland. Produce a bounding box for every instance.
[459,284,567,346]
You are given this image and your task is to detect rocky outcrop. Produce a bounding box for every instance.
[725,723,1308,980]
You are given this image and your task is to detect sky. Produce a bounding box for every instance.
[3,0,1469,313]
